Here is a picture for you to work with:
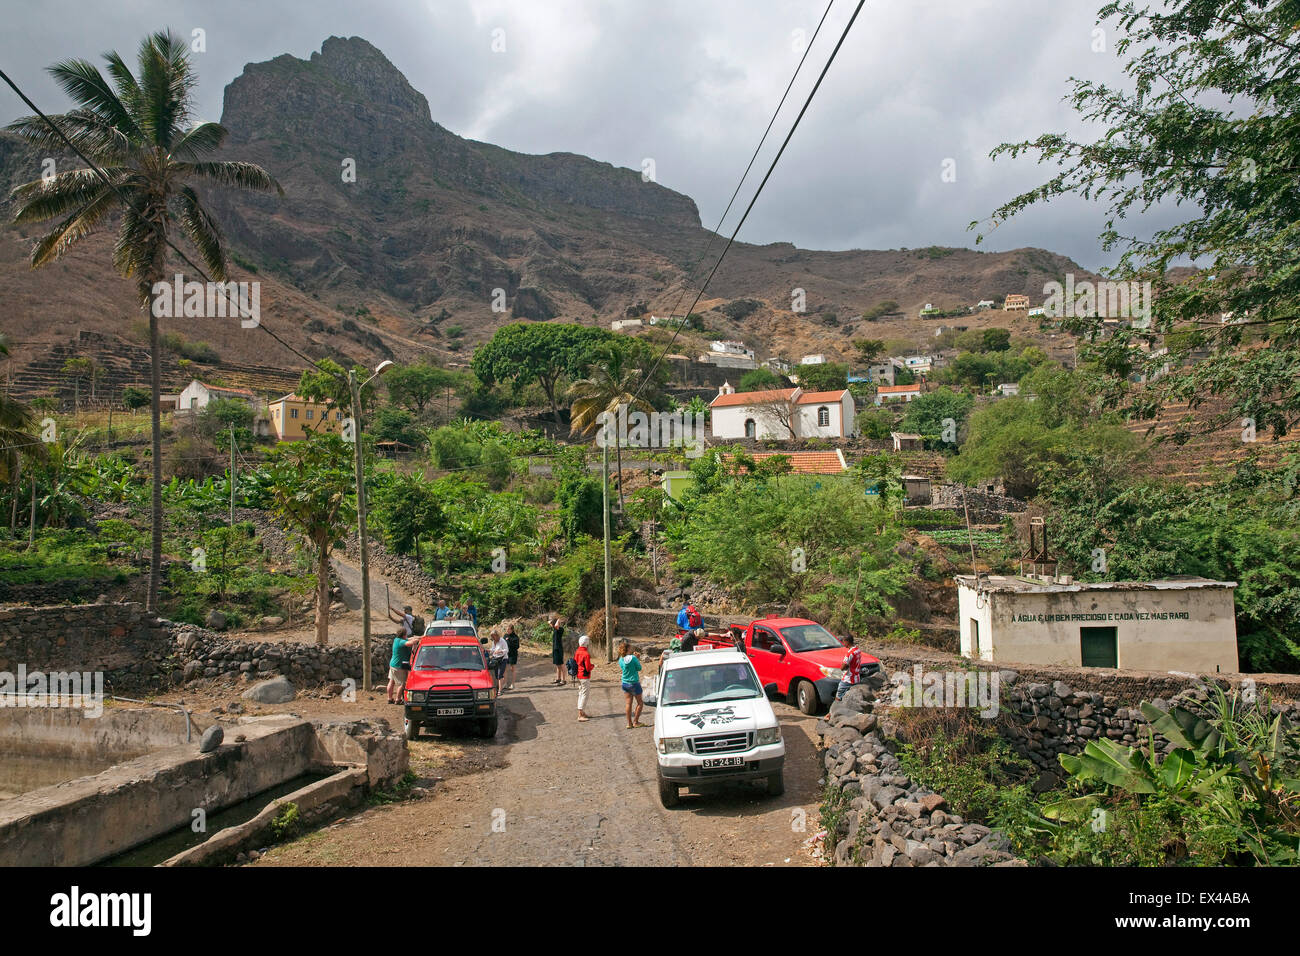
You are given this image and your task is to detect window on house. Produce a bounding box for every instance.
[335,411,343,421]
[306,409,314,420]
[970,619,980,657]
[744,418,756,439]
[817,406,830,427]
[290,408,298,419]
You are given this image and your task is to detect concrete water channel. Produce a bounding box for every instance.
[0,704,407,866]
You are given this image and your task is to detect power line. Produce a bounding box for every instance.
[646,0,837,334]
[0,65,318,370]
[632,0,869,403]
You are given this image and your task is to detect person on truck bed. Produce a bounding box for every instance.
[836,633,863,701]
[681,627,705,653]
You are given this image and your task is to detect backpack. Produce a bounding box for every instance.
[411,614,426,636]
[565,657,579,677]
[686,606,702,629]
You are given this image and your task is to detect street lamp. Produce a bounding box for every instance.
[337,359,393,696]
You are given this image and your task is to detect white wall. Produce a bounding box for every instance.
[958,582,1239,672]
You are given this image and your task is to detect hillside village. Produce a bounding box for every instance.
[1,2,1298,893]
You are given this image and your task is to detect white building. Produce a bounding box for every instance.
[957,575,1239,673]
[800,354,826,366]
[976,300,995,310]
[176,379,270,435]
[710,340,755,360]
[892,355,933,375]
[995,383,1020,397]
[709,382,856,440]
[875,383,922,405]
[610,318,643,332]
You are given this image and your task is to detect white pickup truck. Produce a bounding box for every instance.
[650,647,785,808]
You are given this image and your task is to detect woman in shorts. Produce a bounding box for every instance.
[618,640,645,729]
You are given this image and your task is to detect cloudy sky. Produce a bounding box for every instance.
[1,0,1173,271]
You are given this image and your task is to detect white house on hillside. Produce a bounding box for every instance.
[709,382,856,440]
[177,379,270,435]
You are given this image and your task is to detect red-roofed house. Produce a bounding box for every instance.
[732,449,849,475]
[874,383,922,405]
[709,382,856,440]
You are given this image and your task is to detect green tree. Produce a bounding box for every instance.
[737,367,784,392]
[980,0,1300,440]
[7,31,282,611]
[121,386,150,410]
[900,387,976,448]
[61,357,96,408]
[796,361,849,392]
[266,436,355,645]
[981,328,1011,353]
[852,338,887,365]
[472,322,609,424]
[386,362,459,415]
[568,342,657,513]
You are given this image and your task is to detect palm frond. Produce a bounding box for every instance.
[111,202,166,284]
[46,58,143,143]
[169,121,227,161]
[137,31,193,148]
[28,186,120,266]
[101,50,144,117]
[181,161,284,195]
[11,167,125,223]
[175,184,225,279]
[5,110,132,164]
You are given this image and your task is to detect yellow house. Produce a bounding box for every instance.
[268,393,345,441]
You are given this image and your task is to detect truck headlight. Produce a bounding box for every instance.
[407,690,426,702]
[756,727,782,746]
[658,737,686,754]
[476,689,493,701]
[819,665,840,680]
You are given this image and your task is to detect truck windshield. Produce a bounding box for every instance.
[661,663,761,705]
[780,623,840,652]
[413,645,484,671]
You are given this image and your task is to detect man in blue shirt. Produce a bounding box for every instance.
[465,598,478,629]
[676,596,692,632]
[434,599,450,621]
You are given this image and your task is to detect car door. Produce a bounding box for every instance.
[747,626,789,694]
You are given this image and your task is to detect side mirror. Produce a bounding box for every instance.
[772,644,786,657]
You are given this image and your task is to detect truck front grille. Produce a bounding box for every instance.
[688,731,753,755]
[428,687,475,705]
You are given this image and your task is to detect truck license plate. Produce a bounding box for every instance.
[436,707,465,716]
[702,756,744,769]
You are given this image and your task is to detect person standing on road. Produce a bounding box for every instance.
[836,633,862,701]
[504,623,520,690]
[575,635,595,721]
[489,629,509,696]
[551,614,567,685]
[618,640,645,728]
[387,623,419,705]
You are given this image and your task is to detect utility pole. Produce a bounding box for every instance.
[229,425,236,528]
[602,440,613,662]
[350,368,374,695]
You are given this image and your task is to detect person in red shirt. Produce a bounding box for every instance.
[574,635,595,721]
[836,633,862,701]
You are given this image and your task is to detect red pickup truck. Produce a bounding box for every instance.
[403,633,498,740]
[692,617,880,715]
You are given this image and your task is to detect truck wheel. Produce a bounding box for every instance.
[478,716,499,739]
[404,718,419,741]
[658,776,680,808]
[766,771,785,797]
[796,680,820,715]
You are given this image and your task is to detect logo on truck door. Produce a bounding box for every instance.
[678,706,739,729]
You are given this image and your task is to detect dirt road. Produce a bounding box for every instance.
[255,654,823,867]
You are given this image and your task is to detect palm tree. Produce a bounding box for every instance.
[7,31,282,611]
[568,344,654,514]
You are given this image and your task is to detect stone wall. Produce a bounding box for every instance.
[929,484,1026,522]
[0,602,396,694]
[818,679,1024,867]
[340,532,441,609]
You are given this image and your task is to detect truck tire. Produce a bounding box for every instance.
[766,771,785,797]
[478,716,499,739]
[404,718,420,741]
[796,679,820,715]
[658,776,680,808]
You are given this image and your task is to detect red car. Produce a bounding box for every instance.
[695,617,880,715]
[403,634,498,739]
